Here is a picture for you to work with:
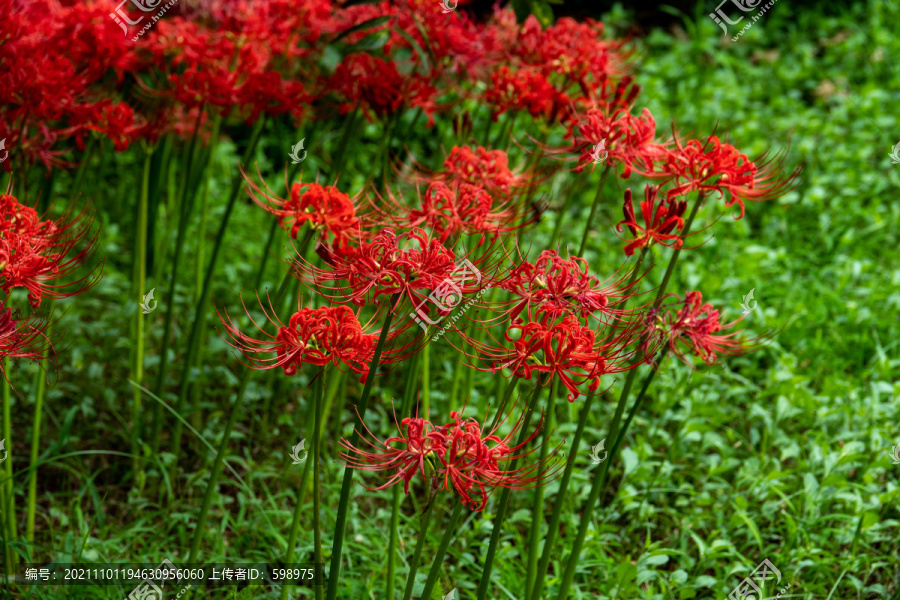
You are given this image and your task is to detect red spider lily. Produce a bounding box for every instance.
[246,175,362,253]
[340,407,560,510]
[299,227,495,315]
[329,53,439,124]
[564,106,666,177]
[494,250,640,326]
[362,181,527,246]
[484,66,570,123]
[216,293,395,382]
[616,185,687,257]
[0,194,101,308]
[646,135,801,218]
[0,300,55,384]
[459,307,643,401]
[440,145,525,197]
[642,291,759,366]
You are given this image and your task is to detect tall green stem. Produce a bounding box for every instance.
[132,148,152,485]
[528,391,595,600]
[26,315,53,547]
[577,165,612,257]
[1,357,15,574]
[475,376,547,600]
[166,118,266,476]
[186,266,294,567]
[525,379,557,599]
[149,111,215,454]
[419,501,464,600]
[401,500,435,600]
[324,295,400,600]
[312,369,325,600]
[554,194,704,600]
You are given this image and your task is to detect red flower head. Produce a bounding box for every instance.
[461,307,642,401]
[362,181,528,246]
[329,53,439,124]
[0,195,101,308]
[340,407,560,510]
[616,185,687,257]
[442,145,521,197]
[642,291,760,366]
[246,175,362,253]
[496,250,639,326]
[216,294,393,382]
[483,66,569,123]
[0,300,56,383]
[300,227,492,316]
[649,135,800,218]
[565,106,665,177]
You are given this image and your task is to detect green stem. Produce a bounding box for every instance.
[132,149,152,485]
[525,379,557,599]
[26,315,53,548]
[2,357,15,574]
[166,118,266,477]
[186,264,294,567]
[528,391,595,600]
[489,376,520,431]
[419,500,464,600]
[554,195,704,600]
[149,111,215,455]
[324,295,400,600]
[421,342,430,419]
[577,165,613,257]
[401,500,435,600]
[475,375,547,600]
[312,369,325,600]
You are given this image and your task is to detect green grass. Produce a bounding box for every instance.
[4,1,899,599]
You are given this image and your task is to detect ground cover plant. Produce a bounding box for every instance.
[0,0,898,599]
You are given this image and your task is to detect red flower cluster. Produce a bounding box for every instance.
[617,185,687,256]
[247,179,361,253]
[340,408,559,510]
[217,298,389,382]
[0,194,100,308]
[642,291,756,366]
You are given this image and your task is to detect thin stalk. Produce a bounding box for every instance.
[2,357,16,574]
[324,295,400,600]
[386,353,422,600]
[577,165,612,257]
[401,499,435,600]
[254,219,280,291]
[312,369,325,600]
[26,316,53,546]
[186,265,294,566]
[69,137,95,203]
[149,110,212,454]
[166,117,266,475]
[554,194,704,600]
[525,379,557,599]
[475,376,547,600]
[419,501,464,600]
[489,376,520,431]
[132,148,152,484]
[528,391,595,600]
[421,342,430,419]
